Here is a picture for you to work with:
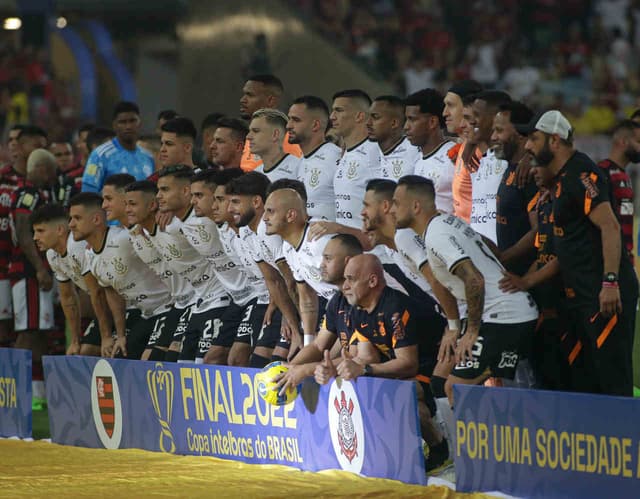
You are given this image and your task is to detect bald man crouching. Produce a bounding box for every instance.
[278,248,449,473]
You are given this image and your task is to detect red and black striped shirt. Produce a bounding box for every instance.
[0,164,25,279]
[597,159,634,264]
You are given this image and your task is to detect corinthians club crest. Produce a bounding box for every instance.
[91,359,123,449]
[328,380,365,473]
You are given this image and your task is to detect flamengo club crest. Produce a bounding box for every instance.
[90,359,123,449]
[328,379,365,473]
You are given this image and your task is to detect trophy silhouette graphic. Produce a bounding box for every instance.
[147,363,176,453]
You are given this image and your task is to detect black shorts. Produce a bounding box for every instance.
[567,305,634,396]
[255,307,283,349]
[209,299,262,348]
[147,306,185,349]
[451,320,537,380]
[171,305,194,345]
[124,308,153,360]
[184,306,228,360]
[80,319,101,346]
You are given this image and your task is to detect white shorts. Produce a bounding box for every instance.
[0,279,12,320]
[11,278,55,332]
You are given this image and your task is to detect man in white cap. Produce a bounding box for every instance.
[523,110,639,396]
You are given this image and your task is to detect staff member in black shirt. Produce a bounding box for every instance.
[523,110,639,396]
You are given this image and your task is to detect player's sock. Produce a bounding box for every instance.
[250,354,270,368]
[148,347,167,361]
[164,350,179,362]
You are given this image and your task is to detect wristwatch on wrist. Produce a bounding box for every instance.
[362,364,373,377]
[603,272,618,283]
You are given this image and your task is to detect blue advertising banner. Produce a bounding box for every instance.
[43,356,426,485]
[0,348,32,438]
[454,385,640,499]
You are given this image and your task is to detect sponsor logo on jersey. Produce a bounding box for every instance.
[328,380,365,473]
[91,359,123,449]
[147,362,176,453]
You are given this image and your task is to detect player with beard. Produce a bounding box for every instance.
[238,74,301,170]
[361,179,442,304]
[492,101,539,276]
[287,96,341,221]
[405,89,456,213]
[368,96,420,181]
[32,203,113,357]
[248,109,301,181]
[225,172,303,363]
[523,111,639,396]
[443,80,483,222]
[185,170,270,367]
[499,164,574,390]
[597,120,640,264]
[469,91,512,243]
[392,176,538,406]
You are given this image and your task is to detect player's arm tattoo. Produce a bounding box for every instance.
[452,259,485,333]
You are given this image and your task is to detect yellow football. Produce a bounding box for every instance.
[256,361,299,406]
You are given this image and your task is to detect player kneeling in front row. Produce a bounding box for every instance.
[277,236,449,472]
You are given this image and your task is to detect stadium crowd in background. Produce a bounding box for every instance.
[1,67,639,474]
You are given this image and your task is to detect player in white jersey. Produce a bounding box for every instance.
[361,179,440,301]
[32,203,113,357]
[154,166,233,363]
[287,95,341,221]
[224,171,303,364]
[392,176,538,406]
[468,91,512,243]
[124,179,199,362]
[249,108,301,182]
[367,95,420,180]
[187,170,275,367]
[68,192,174,361]
[308,89,379,248]
[263,188,337,346]
[404,89,456,214]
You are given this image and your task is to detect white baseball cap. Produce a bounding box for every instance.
[516,110,573,140]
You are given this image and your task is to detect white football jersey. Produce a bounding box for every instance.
[181,215,257,306]
[146,209,229,312]
[470,149,507,243]
[281,221,337,300]
[413,140,456,214]
[423,213,538,324]
[129,227,197,309]
[254,153,301,182]
[298,142,342,221]
[334,138,381,229]
[85,226,171,318]
[47,233,90,292]
[218,223,270,305]
[378,137,421,180]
